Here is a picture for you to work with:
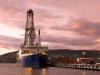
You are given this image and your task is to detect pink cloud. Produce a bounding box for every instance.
[0,0,100,51]
[0,35,22,49]
[51,19,100,37]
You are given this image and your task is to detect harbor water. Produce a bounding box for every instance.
[0,64,100,75]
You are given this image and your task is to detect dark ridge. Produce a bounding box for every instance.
[0,51,18,63]
[48,49,100,58]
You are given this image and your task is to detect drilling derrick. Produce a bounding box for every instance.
[24,9,36,47]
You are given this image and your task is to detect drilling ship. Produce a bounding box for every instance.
[17,9,48,68]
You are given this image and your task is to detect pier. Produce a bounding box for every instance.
[54,63,100,71]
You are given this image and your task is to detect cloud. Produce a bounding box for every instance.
[42,33,96,47]
[42,18,100,50]
[0,35,22,49]
[0,0,26,29]
[0,0,100,51]
[51,19,100,37]
[67,19,100,37]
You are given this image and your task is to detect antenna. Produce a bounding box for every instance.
[38,29,41,46]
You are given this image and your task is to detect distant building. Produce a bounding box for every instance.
[48,49,100,64]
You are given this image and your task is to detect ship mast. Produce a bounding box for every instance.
[38,29,41,46]
[37,29,41,53]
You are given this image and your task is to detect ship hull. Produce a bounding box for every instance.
[20,54,48,68]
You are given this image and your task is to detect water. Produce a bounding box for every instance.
[0,64,100,75]
[22,67,100,75]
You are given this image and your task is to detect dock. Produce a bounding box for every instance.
[54,63,100,71]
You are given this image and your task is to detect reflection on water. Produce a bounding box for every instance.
[23,68,33,75]
[23,68,47,75]
[22,67,100,75]
[82,71,86,75]
[41,69,47,75]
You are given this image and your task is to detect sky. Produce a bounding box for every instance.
[0,0,100,55]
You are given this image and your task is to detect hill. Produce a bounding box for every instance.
[0,51,17,63]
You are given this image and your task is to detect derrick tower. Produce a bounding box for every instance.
[24,9,36,47]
